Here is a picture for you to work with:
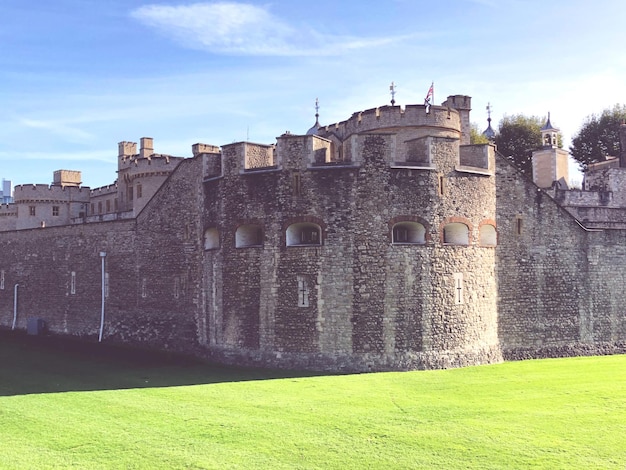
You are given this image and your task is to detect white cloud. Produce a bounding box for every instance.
[130,2,414,56]
[18,118,94,142]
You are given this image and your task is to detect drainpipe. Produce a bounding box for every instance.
[98,252,106,342]
[12,284,18,330]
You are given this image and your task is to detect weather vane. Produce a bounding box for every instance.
[390,81,396,106]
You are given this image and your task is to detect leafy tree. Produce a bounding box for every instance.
[570,105,626,171]
[495,114,561,176]
[470,123,489,144]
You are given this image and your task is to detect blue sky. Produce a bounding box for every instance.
[1,0,625,188]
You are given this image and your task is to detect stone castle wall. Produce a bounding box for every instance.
[1,97,626,371]
[495,159,626,358]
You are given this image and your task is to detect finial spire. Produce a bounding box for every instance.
[390,81,396,106]
[314,97,320,126]
[482,102,496,141]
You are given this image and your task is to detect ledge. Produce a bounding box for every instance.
[390,163,436,170]
[455,165,492,176]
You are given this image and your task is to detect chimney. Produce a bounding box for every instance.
[140,137,154,159]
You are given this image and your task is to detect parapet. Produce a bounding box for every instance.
[192,143,220,156]
[318,104,461,141]
[13,184,91,203]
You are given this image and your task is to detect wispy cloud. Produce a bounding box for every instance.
[130,2,414,56]
[19,118,94,142]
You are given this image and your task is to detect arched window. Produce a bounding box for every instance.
[443,223,469,245]
[286,222,322,246]
[204,227,219,250]
[236,224,263,248]
[392,222,426,244]
[479,224,497,246]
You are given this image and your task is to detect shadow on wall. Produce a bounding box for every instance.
[0,329,324,397]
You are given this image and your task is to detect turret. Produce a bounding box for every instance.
[532,114,569,188]
[442,95,472,145]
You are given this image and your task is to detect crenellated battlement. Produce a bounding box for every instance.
[90,183,118,197]
[0,203,17,216]
[13,184,91,203]
[318,103,461,141]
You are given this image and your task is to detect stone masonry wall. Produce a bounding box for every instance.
[496,157,626,358]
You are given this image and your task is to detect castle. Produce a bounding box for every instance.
[0,94,625,371]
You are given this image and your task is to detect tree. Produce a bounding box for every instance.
[494,114,562,176]
[470,123,489,144]
[569,104,626,171]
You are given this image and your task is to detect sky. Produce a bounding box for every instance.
[1,0,626,189]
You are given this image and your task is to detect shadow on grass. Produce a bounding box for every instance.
[0,329,322,397]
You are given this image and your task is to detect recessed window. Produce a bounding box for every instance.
[29,206,36,216]
[52,206,59,217]
[286,222,322,246]
[98,202,103,214]
[137,183,143,199]
[443,223,469,245]
[236,224,263,248]
[106,200,111,213]
[70,271,76,295]
[392,222,426,244]
[204,227,220,250]
[479,224,497,246]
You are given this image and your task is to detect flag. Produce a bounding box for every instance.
[424,82,434,106]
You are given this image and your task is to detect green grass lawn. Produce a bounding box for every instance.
[1,331,625,469]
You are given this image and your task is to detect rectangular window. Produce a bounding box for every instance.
[515,217,523,236]
[297,275,309,307]
[106,200,111,213]
[0,270,4,290]
[114,199,118,211]
[98,202,103,214]
[128,186,133,201]
[52,206,59,216]
[137,184,142,198]
[91,203,95,215]
[29,206,36,216]
[70,271,76,295]
[293,172,302,196]
[141,278,147,298]
[438,175,445,197]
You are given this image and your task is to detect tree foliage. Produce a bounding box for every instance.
[494,115,544,175]
[569,105,626,171]
[470,123,489,144]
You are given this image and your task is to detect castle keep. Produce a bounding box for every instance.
[0,94,625,371]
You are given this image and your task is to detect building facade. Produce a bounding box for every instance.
[0,95,624,371]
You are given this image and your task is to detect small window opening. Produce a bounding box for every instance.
[204,227,220,250]
[236,224,264,247]
[293,172,302,196]
[70,271,76,295]
[392,222,426,244]
[297,275,310,307]
[29,206,36,216]
[515,217,523,236]
[286,222,322,246]
[438,175,445,197]
[443,223,469,245]
[52,206,59,217]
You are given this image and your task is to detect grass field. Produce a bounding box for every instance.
[0,331,625,469]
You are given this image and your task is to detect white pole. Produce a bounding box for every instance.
[98,252,106,342]
[12,284,18,330]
